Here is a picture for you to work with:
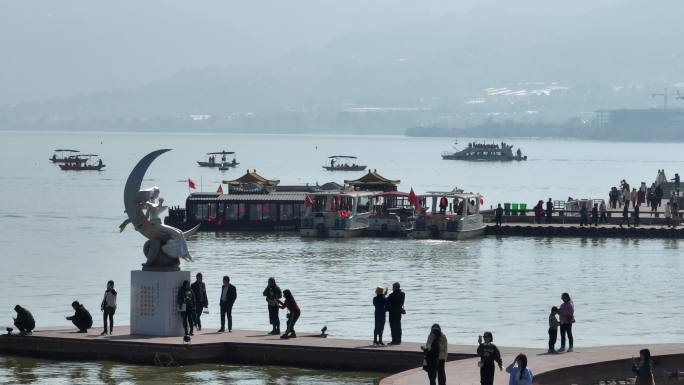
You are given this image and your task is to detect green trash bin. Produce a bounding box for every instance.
[504,203,511,216]
[511,203,519,215]
[519,203,527,216]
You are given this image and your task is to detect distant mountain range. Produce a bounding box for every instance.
[1,0,683,134]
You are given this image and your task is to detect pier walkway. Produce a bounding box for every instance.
[0,326,474,372]
[381,343,684,385]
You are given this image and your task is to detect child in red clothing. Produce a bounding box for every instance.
[278,289,301,339]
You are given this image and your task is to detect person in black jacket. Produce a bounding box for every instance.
[477,331,503,385]
[67,301,93,333]
[13,305,35,335]
[218,275,237,332]
[191,273,209,331]
[386,282,405,345]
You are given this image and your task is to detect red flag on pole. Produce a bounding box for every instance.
[408,187,418,208]
[217,184,224,194]
[304,195,313,208]
[188,178,197,189]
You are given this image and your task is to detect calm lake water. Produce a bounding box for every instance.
[1,131,683,383]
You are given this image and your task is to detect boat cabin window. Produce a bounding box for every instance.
[357,196,370,214]
[193,203,217,221]
[248,203,278,221]
[224,203,245,221]
[279,203,304,220]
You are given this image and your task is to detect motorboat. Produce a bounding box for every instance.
[368,191,415,236]
[300,190,374,238]
[58,154,106,171]
[322,155,367,171]
[198,150,239,168]
[410,189,485,240]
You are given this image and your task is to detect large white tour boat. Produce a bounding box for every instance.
[300,190,374,238]
[410,189,485,240]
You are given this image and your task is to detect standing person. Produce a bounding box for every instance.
[558,293,574,352]
[423,324,447,385]
[548,306,560,353]
[218,276,237,333]
[591,203,599,227]
[506,354,533,385]
[100,280,117,335]
[495,204,504,227]
[278,289,300,339]
[66,301,93,333]
[545,198,553,223]
[673,173,681,197]
[619,203,631,228]
[263,277,282,335]
[13,305,35,335]
[655,183,664,207]
[633,204,640,228]
[177,280,196,336]
[632,348,655,385]
[579,205,589,227]
[599,200,608,224]
[477,331,503,385]
[664,201,673,227]
[533,200,544,224]
[622,182,631,208]
[191,273,208,331]
[386,282,406,345]
[630,188,638,208]
[373,286,387,345]
[638,182,647,207]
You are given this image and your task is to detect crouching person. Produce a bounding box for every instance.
[13,305,35,335]
[66,301,93,333]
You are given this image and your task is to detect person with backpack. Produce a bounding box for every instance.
[100,280,117,335]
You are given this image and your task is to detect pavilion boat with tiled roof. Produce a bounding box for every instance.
[410,188,485,240]
[300,190,375,238]
[165,170,319,231]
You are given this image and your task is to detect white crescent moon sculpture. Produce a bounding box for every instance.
[122,149,199,270]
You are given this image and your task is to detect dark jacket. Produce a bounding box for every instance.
[177,287,196,310]
[68,305,93,329]
[15,306,35,330]
[373,295,386,319]
[220,284,237,306]
[191,281,209,308]
[263,285,282,307]
[386,290,405,317]
[477,343,502,367]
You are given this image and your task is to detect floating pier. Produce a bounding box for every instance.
[486,224,684,238]
[0,326,474,372]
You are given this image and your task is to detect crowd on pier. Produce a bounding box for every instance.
[9,282,660,385]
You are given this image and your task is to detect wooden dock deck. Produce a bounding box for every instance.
[0,326,474,372]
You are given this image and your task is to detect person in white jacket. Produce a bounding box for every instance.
[506,354,533,385]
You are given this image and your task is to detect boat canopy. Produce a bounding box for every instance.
[54,149,79,152]
[328,155,357,159]
[207,150,235,155]
[73,154,99,157]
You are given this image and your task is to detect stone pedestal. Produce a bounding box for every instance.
[130,270,190,336]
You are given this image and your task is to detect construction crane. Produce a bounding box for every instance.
[652,87,668,109]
